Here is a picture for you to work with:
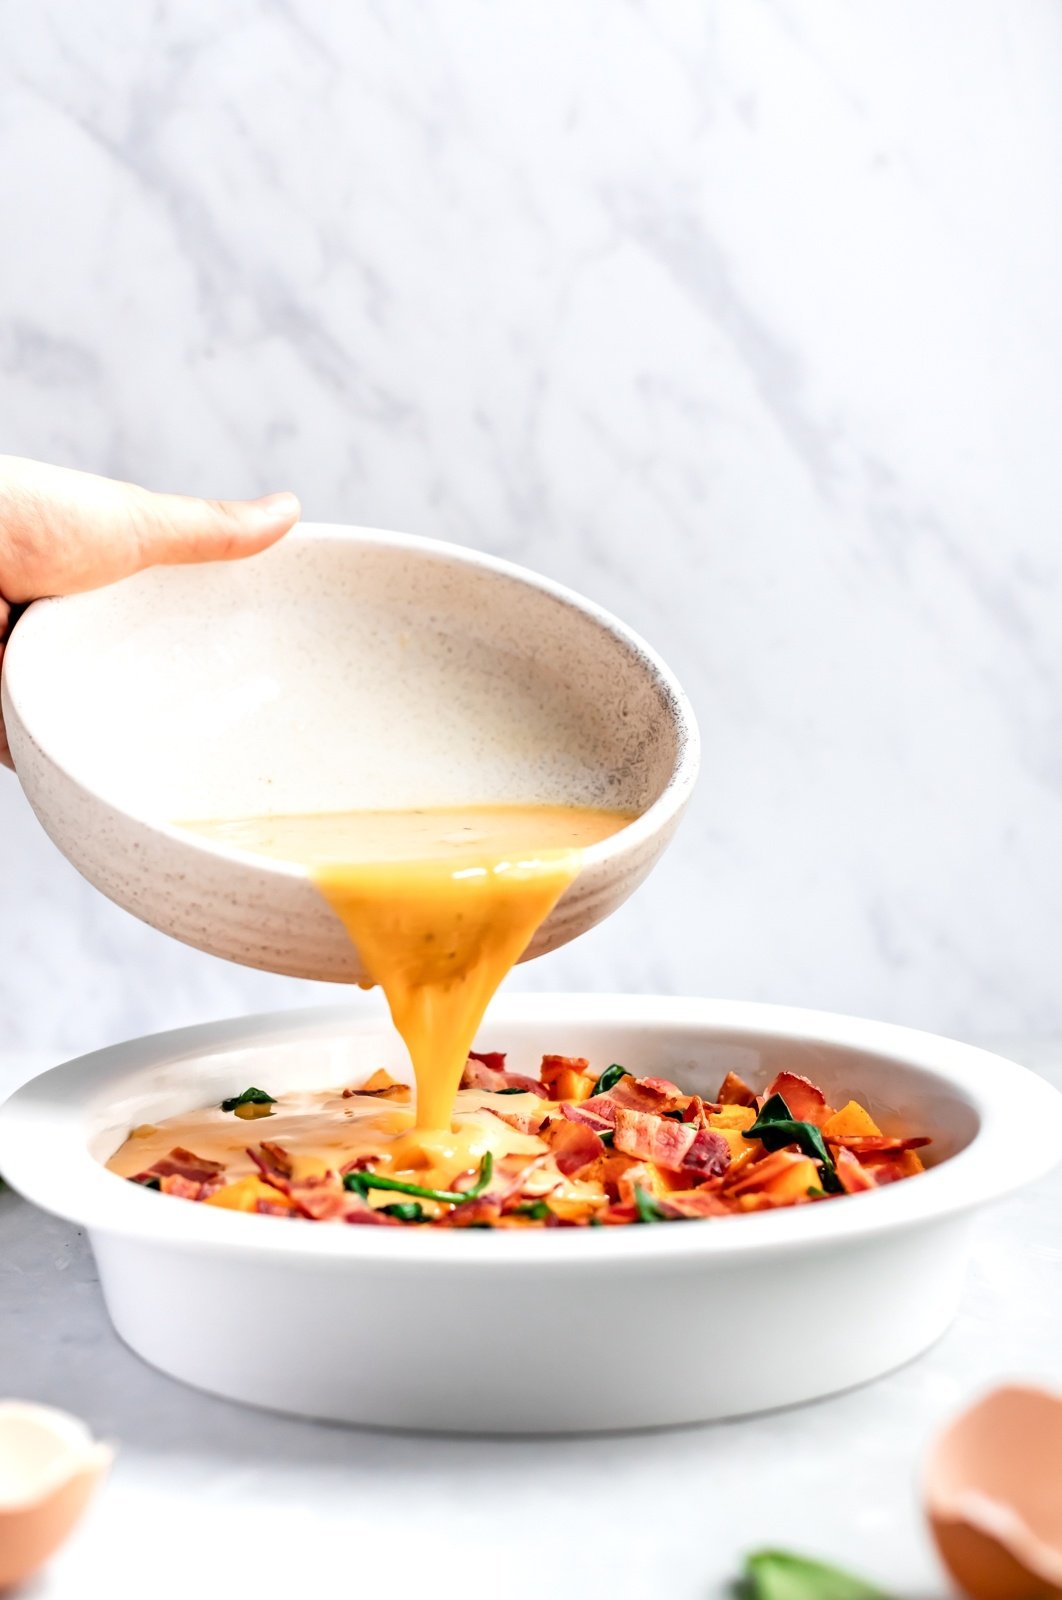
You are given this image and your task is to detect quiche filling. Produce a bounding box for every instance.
[108,1056,930,1228]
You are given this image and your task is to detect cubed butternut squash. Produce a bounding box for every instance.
[822,1100,882,1140]
[204,1176,295,1212]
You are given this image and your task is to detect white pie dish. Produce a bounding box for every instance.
[0,523,697,981]
[1,994,1059,1435]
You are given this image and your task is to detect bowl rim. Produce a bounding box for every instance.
[2,993,1059,1269]
[0,521,701,881]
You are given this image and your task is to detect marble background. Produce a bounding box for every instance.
[1,1,1060,1059]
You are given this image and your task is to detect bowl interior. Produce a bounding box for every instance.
[79,1007,980,1173]
[7,525,688,823]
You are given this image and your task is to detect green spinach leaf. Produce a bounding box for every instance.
[590,1063,630,1097]
[743,1095,841,1192]
[220,1086,277,1113]
[344,1151,493,1207]
[380,1201,426,1222]
[633,1184,671,1224]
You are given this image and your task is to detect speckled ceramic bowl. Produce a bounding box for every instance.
[0,524,698,981]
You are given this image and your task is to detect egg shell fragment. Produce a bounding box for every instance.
[0,1401,112,1590]
[925,1384,1062,1600]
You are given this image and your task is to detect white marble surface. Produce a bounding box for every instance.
[2,2,1062,1059]
[3,1038,1061,1598]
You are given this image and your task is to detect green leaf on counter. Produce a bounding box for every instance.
[740,1549,892,1599]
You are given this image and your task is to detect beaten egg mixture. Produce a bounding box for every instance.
[121,804,631,1194]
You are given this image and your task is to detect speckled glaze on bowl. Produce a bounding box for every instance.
[1,996,1060,1433]
[0,524,698,981]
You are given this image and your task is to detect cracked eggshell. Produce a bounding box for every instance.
[0,1402,112,1590]
[925,1384,1062,1600]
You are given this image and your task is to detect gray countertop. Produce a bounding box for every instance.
[3,1039,1061,1599]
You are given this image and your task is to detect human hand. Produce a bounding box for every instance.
[0,456,300,768]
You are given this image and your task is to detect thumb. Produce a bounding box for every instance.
[134,489,302,567]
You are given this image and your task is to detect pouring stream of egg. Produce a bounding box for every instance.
[182,805,631,1169]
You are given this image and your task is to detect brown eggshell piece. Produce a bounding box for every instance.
[0,1403,112,1590]
[925,1385,1062,1600]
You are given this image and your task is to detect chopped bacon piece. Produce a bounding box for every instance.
[542,1118,605,1176]
[434,1197,503,1228]
[344,1199,401,1226]
[826,1134,932,1154]
[140,1147,225,1186]
[764,1071,831,1127]
[835,1147,877,1194]
[613,1108,730,1179]
[614,1107,694,1166]
[468,1049,507,1073]
[560,1101,614,1134]
[270,1173,398,1224]
[255,1198,300,1216]
[724,1147,812,1197]
[859,1149,925,1183]
[461,1055,544,1095]
[487,1103,550,1136]
[625,1075,685,1107]
[249,1141,294,1182]
[340,1154,373,1176]
[640,1075,684,1096]
[582,1074,684,1127]
[683,1126,733,1178]
[681,1095,711,1126]
[486,1151,555,1201]
[717,1071,758,1107]
[159,1173,204,1199]
[286,1176,349,1220]
[659,1188,731,1219]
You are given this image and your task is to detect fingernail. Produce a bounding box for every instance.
[251,491,301,527]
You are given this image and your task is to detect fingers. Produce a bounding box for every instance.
[0,457,303,604]
[0,639,11,771]
[134,488,302,567]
